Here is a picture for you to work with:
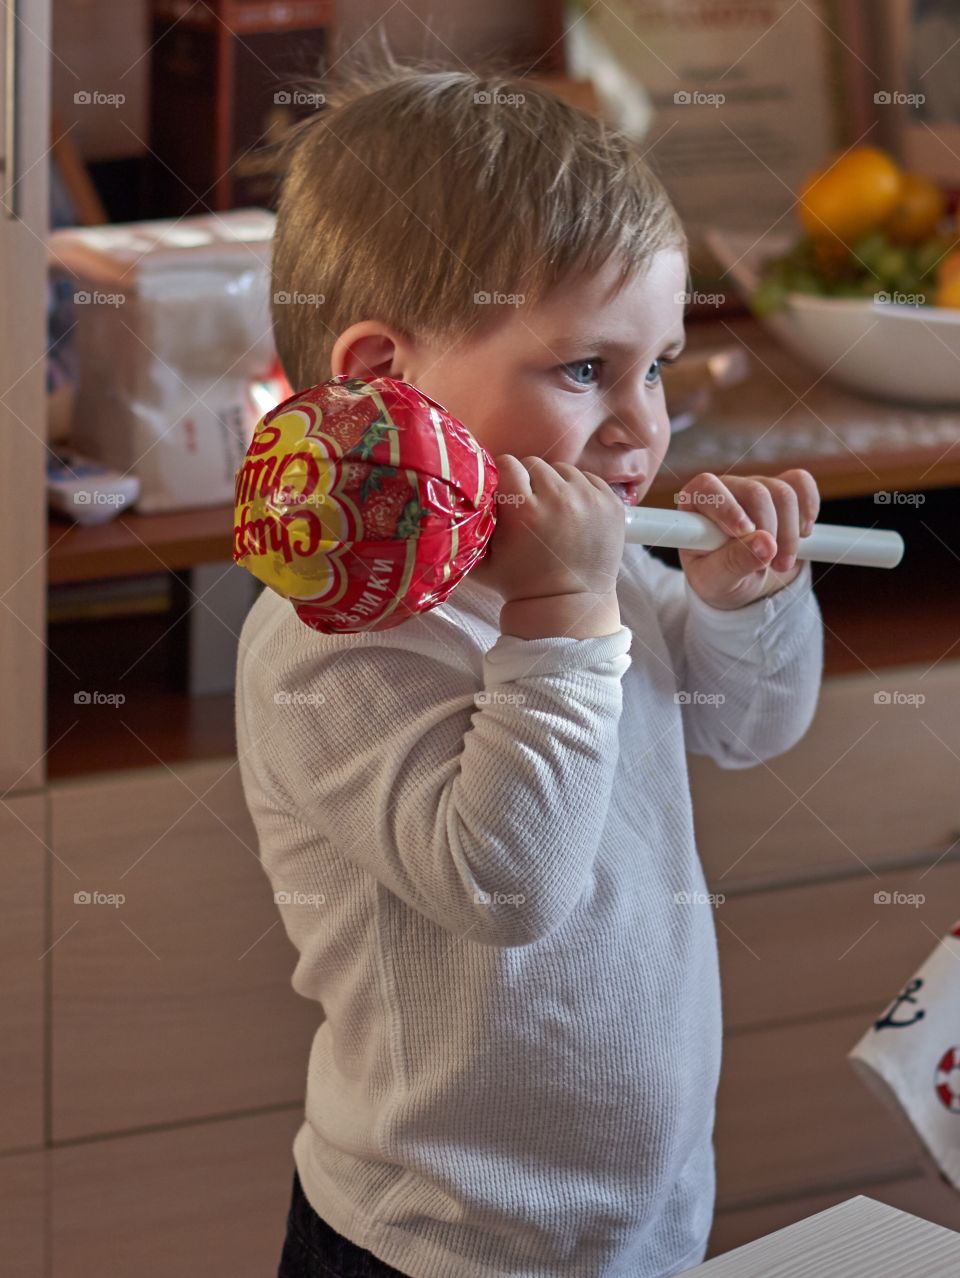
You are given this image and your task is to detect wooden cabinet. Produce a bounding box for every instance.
[1,10,49,1274]
[0,1150,45,1278]
[0,0,48,793]
[50,1108,301,1276]
[716,860,960,1031]
[692,661,960,889]
[715,1009,916,1205]
[49,762,319,1140]
[0,795,46,1154]
[2,0,318,1223]
[693,658,960,1254]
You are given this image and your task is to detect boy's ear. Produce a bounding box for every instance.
[330,322,408,381]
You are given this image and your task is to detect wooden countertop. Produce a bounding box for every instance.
[650,315,960,503]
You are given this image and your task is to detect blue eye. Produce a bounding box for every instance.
[562,359,601,386]
[562,353,678,388]
[647,354,680,386]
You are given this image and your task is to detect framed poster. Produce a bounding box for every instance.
[562,0,856,235]
[878,0,960,197]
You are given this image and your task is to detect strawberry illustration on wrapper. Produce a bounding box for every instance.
[233,375,499,634]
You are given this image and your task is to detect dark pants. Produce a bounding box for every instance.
[278,1166,413,1277]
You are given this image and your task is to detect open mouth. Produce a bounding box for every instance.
[607,480,642,507]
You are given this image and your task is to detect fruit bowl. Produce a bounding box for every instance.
[705,226,960,406]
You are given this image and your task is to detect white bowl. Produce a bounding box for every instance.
[704,227,960,406]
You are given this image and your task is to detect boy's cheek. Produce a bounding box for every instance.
[642,450,670,497]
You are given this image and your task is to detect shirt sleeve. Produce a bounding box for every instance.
[619,548,823,769]
[255,621,633,947]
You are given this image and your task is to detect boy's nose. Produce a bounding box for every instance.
[596,409,665,452]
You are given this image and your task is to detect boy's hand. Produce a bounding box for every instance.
[478,456,625,600]
[675,470,820,611]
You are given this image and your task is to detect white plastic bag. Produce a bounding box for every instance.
[49,209,278,514]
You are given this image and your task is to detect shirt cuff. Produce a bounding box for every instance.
[482,624,633,685]
[683,559,818,665]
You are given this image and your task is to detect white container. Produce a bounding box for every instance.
[705,226,960,407]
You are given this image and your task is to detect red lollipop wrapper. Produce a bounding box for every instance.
[233,375,499,634]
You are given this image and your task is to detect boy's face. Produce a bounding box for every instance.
[401,247,687,507]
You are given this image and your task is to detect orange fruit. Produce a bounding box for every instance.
[936,274,960,309]
[884,173,945,243]
[798,146,902,243]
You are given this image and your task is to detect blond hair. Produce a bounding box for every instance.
[270,49,688,391]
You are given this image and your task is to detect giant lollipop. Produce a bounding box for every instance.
[233,375,498,634]
[233,375,904,635]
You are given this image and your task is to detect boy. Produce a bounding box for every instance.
[236,60,823,1278]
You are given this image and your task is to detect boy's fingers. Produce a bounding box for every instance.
[681,526,781,606]
[678,474,751,538]
[725,478,777,542]
[495,454,532,496]
[521,456,568,494]
[765,480,800,571]
[779,468,821,534]
[707,529,776,589]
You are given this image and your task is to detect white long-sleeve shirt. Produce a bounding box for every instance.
[235,545,823,1278]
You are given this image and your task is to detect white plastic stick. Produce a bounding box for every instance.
[624,505,904,569]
